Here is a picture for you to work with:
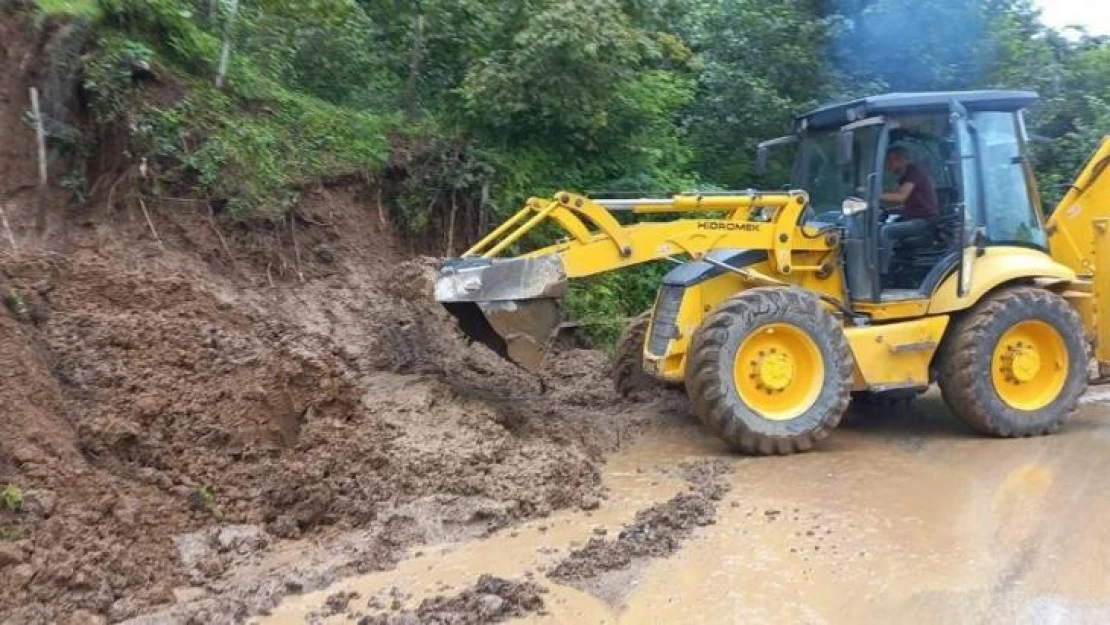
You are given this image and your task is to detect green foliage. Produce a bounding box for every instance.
[97,0,218,71]
[0,526,28,541]
[34,0,1110,345]
[1,485,23,513]
[392,138,493,233]
[79,0,391,217]
[82,35,153,124]
[680,0,827,186]
[565,264,669,348]
[37,0,102,18]
[3,291,29,320]
[198,485,215,507]
[191,485,223,518]
[137,85,390,216]
[461,0,644,138]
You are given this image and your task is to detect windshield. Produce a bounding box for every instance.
[796,124,882,218]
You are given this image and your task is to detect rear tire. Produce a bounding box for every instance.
[938,287,1087,437]
[685,288,854,455]
[612,311,655,398]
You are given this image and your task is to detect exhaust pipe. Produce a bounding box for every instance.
[436,255,568,372]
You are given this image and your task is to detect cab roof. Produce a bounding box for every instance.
[796,90,1038,132]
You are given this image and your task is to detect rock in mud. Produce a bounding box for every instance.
[358,575,545,625]
[174,532,215,570]
[307,590,361,620]
[215,524,267,554]
[9,563,35,588]
[0,541,25,567]
[21,488,57,518]
[65,609,107,625]
[171,586,208,603]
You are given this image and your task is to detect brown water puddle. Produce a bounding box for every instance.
[260,396,1110,624]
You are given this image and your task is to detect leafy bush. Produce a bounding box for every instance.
[565,264,670,349]
[1,485,23,513]
[34,0,1110,347]
[79,0,392,217]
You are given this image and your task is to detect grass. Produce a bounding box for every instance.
[36,0,102,19]
[0,526,28,541]
[3,291,28,319]
[1,485,23,513]
[69,0,394,219]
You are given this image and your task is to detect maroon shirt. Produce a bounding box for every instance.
[899,163,939,220]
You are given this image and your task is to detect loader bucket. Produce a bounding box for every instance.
[436,255,568,372]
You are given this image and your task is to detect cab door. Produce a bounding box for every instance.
[951,99,982,297]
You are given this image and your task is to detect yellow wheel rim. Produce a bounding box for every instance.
[990,320,1069,411]
[734,323,824,421]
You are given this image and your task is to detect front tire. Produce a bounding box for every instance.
[938,287,1088,437]
[685,288,854,455]
[612,311,655,398]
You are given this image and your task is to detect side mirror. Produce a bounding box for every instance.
[837,130,854,165]
[756,146,769,176]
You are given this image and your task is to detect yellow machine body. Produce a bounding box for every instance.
[641,266,953,393]
[1047,138,1110,375]
[435,90,1110,455]
[437,165,1110,389]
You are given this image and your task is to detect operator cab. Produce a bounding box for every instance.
[760,90,1047,306]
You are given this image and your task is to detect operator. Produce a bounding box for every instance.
[878,145,939,276]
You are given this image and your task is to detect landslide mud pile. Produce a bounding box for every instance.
[0,13,644,624]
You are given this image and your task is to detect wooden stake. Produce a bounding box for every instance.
[446,190,457,256]
[207,201,235,264]
[290,211,304,282]
[137,195,164,248]
[0,203,17,251]
[30,87,48,235]
[215,0,240,88]
[376,184,387,227]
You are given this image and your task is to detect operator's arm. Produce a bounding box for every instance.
[881,181,915,205]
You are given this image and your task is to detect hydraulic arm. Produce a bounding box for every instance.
[1048,136,1110,376]
[436,190,839,369]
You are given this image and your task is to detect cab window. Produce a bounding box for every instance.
[972,111,1046,247]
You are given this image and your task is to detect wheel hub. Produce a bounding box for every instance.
[753,350,794,392]
[734,322,825,422]
[1000,341,1041,384]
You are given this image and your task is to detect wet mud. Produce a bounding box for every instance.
[262,395,1110,625]
[6,10,1110,625]
[548,459,732,583]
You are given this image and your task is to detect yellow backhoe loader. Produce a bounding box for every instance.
[436,90,1110,455]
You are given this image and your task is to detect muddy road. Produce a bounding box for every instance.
[2,14,1109,622]
[261,391,1110,625]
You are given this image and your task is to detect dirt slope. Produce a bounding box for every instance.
[0,12,648,624]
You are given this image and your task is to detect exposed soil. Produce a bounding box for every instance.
[0,11,648,624]
[548,459,732,583]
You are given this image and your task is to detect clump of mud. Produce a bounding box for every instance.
[0,188,643,622]
[0,9,662,622]
[1,238,637,623]
[357,575,546,625]
[548,459,732,582]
